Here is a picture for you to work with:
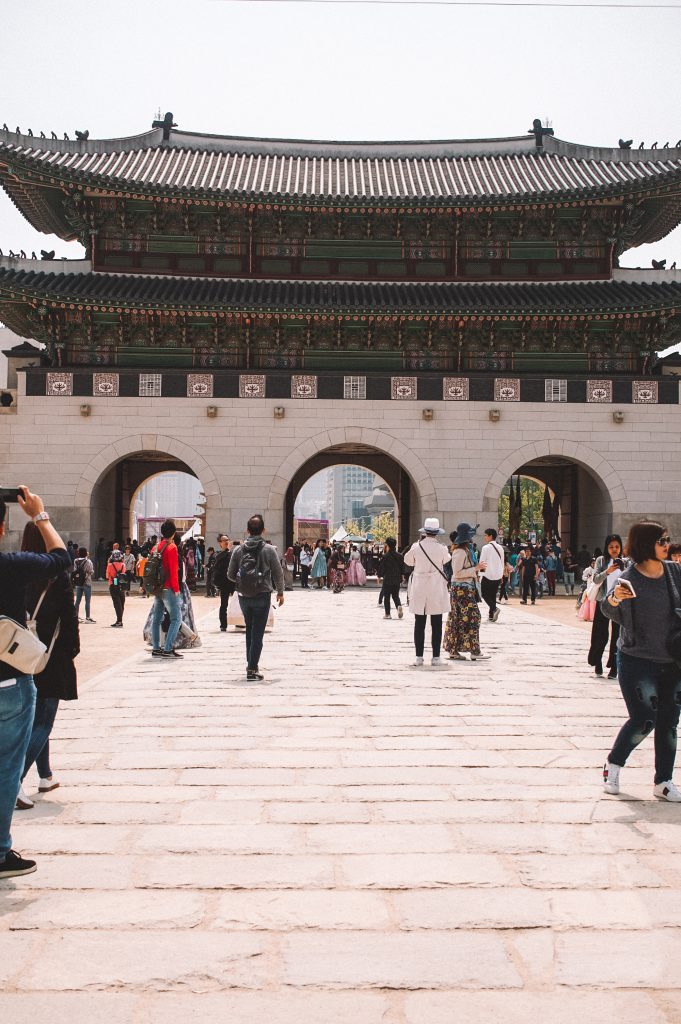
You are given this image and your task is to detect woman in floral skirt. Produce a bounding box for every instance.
[443,522,491,662]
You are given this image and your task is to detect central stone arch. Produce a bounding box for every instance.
[267,426,438,546]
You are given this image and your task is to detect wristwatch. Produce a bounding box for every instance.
[32,512,50,524]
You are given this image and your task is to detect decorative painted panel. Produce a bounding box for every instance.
[93,372,119,397]
[494,378,520,402]
[46,372,73,396]
[187,374,214,397]
[443,377,469,401]
[632,380,658,404]
[391,376,417,400]
[291,375,317,399]
[587,380,612,403]
[239,374,266,398]
[139,373,162,397]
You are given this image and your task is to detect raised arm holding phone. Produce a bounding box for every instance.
[0,486,69,878]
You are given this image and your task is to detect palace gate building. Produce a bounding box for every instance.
[1,116,680,550]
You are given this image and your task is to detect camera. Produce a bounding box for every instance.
[0,487,23,503]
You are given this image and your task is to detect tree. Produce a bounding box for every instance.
[498,477,548,538]
[370,511,398,544]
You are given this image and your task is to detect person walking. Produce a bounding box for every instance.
[16,522,79,809]
[149,520,183,659]
[378,537,405,618]
[602,521,681,801]
[544,550,557,597]
[72,546,95,623]
[212,534,235,632]
[479,527,504,622]
[106,547,127,627]
[403,518,451,667]
[518,546,539,605]
[299,543,312,589]
[123,544,136,591]
[588,534,628,679]
[562,548,578,596]
[0,486,70,879]
[227,514,284,681]
[444,522,491,662]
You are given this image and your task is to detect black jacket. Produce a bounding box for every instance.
[212,547,234,593]
[25,570,79,700]
[379,550,405,586]
[0,547,71,681]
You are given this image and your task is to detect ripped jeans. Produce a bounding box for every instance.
[609,652,681,784]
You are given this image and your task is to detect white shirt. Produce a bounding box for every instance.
[480,541,504,581]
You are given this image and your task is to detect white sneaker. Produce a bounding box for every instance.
[15,785,34,810]
[654,780,681,802]
[384,614,391,619]
[398,606,403,619]
[448,652,466,660]
[471,653,491,661]
[492,609,500,622]
[413,656,424,666]
[603,760,621,795]
[431,657,444,667]
[38,776,60,793]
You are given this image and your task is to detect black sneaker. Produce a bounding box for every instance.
[220,627,227,632]
[162,650,183,659]
[247,669,264,681]
[151,649,164,657]
[0,850,37,878]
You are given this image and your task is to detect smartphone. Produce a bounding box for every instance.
[618,579,636,597]
[0,487,23,503]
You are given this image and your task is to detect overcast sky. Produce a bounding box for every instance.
[1,0,680,266]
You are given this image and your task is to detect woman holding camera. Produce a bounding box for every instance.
[587,534,628,679]
[602,520,681,801]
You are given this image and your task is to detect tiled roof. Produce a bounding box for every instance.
[2,264,681,315]
[2,129,681,202]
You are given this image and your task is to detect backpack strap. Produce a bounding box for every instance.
[418,541,449,583]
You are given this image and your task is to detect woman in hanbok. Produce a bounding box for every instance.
[346,545,367,586]
[310,540,328,589]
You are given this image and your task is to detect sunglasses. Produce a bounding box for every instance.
[657,536,672,546]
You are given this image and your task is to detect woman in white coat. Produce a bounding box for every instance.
[403,518,452,666]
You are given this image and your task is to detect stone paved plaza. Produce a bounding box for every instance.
[2,589,681,1022]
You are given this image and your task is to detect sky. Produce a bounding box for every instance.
[1,0,680,267]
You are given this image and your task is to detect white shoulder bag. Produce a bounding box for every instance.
[0,586,60,675]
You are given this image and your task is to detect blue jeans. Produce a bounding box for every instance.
[22,697,59,781]
[74,584,92,618]
[609,652,681,784]
[0,675,36,859]
[151,589,182,652]
[238,593,271,671]
[563,571,575,595]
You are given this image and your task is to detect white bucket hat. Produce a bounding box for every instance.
[419,517,445,536]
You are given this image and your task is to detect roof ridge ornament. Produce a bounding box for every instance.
[152,111,177,141]
[528,117,554,149]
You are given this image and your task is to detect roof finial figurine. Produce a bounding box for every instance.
[50,131,57,140]
[663,142,670,149]
[652,259,666,269]
[75,130,89,141]
[671,261,677,270]
[40,249,55,261]
[1,123,7,132]
[19,249,26,259]
[31,251,37,259]
[152,110,177,141]
[63,132,70,141]
[638,141,645,149]
[15,126,20,135]
[618,139,633,149]
[528,117,554,148]
[651,141,658,149]
[39,131,46,138]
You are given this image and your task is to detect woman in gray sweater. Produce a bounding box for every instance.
[602,520,681,801]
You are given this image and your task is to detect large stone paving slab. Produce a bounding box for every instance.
[2,591,680,1020]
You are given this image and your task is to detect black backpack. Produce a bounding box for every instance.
[144,542,168,597]
[71,558,86,588]
[236,542,267,597]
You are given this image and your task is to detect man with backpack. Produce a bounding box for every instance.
[72,546,95,623]
[148,519,183,659]
[227,515,284,681]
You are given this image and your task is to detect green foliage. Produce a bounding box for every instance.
[370,511,398,544]
[498,478,547,537]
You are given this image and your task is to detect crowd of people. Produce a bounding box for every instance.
[2,490,681,883]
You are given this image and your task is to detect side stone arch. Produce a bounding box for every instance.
[482,439,627,513]
[74,432,223,509]
[266,425,439,515]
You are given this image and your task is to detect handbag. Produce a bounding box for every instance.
[585,563,604,603]
[418,541,450,584]
[662,562,681,664]
[0,586,60,675]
